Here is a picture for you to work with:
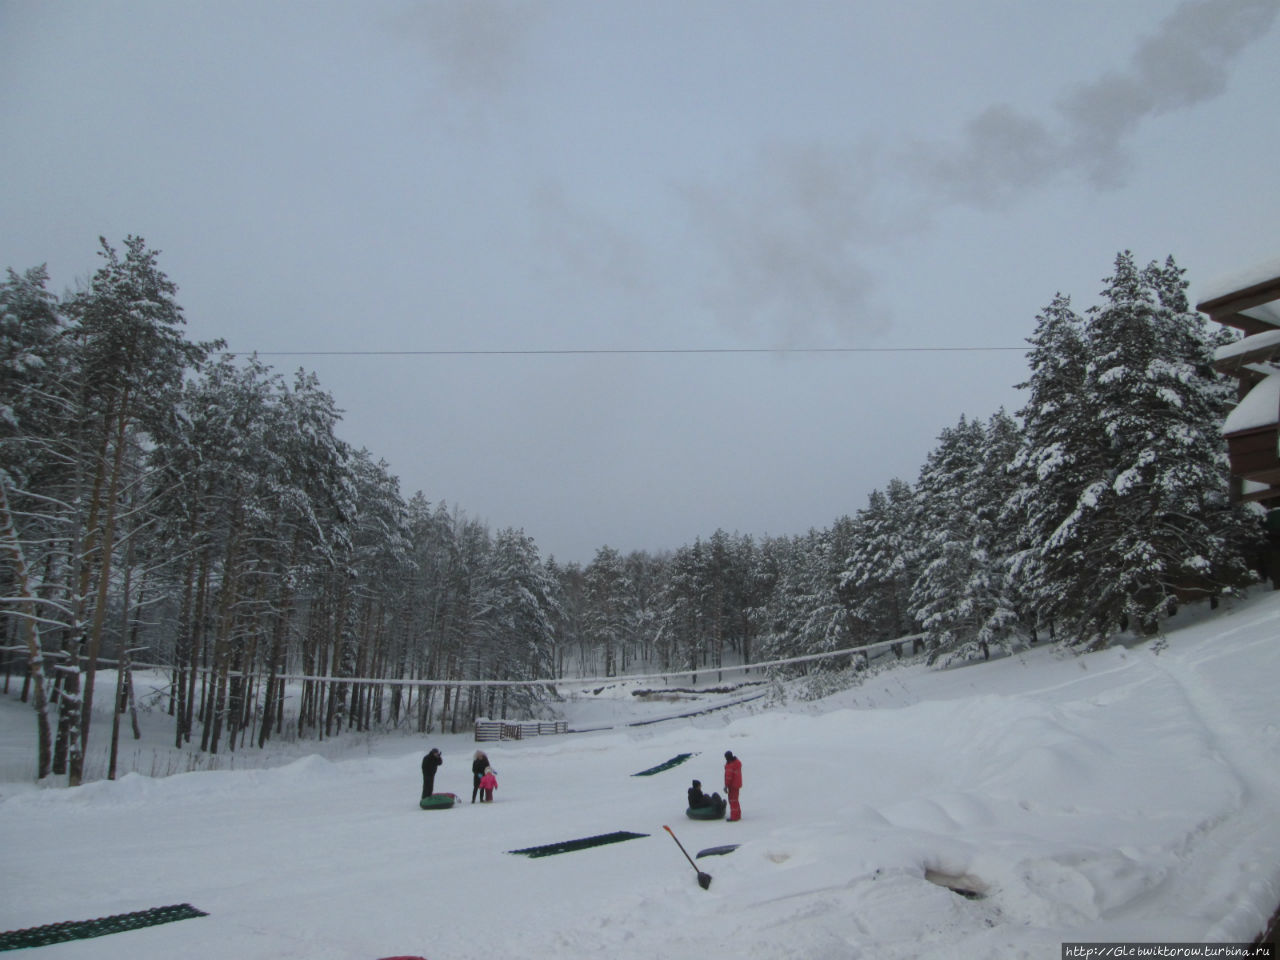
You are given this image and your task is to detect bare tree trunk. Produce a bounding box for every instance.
[180,552,210,746]
[74,393,134,786]
[108,537,134,781]
[0,481,56,778]
[56,410,109,781]
[108,660,125,781]
[258,570,295,748]
[125,656,141,740]
[205,513,242,755]
[172,551,196,735]
[439,684,451,735]
[53,644,83,780]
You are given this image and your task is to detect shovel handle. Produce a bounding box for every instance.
[665,825,713,891]
[663,825,699,870]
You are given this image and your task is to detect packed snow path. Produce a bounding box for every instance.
[2,590,1278,959]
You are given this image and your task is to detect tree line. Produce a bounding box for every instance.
[1,239,1265,783]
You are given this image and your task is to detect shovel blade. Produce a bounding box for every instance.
[697,871,712,890]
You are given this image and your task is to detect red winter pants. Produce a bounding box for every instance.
[726,786,741,821]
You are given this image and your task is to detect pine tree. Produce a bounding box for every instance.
[0,266,68,777]
[842,478,919,645]
[585,545,630,677]
[621,549,664,669]
[788,518,864,696]
[659,540,706,680]
[60,237,217,782]
[479,528,561,716]
[1008,292,1093,637]
[909,413,1021,663]
[1030,252,1259,646]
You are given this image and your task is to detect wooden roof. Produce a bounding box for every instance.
[1197,273,1280,336]
[1198,267,1280,506]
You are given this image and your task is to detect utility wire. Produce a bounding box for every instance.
[222,345,1025,358]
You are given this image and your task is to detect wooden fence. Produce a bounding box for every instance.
[474,719,568,742]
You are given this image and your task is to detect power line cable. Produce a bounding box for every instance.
[221,345,1026,358]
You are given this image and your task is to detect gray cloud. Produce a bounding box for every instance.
[1057,0,1277,186]
[392,0,544,106]
[691,0,1277,341]
[684,142,902,344]
[908,104,1059,208]
[919,0,1278,198]
[533,182,654,301]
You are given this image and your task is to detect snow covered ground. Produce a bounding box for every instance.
[2,589,1279,959]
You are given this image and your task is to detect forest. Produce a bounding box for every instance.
[0,237,1266,784]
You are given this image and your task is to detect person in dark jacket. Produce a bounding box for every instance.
[687,779,724,815]
[471,750,490,803]
[724,750,743,821]
[421,748,443,799]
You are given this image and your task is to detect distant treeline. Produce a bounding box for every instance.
[0,239,1264,783]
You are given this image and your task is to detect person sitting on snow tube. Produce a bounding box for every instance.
[687,779,725,817]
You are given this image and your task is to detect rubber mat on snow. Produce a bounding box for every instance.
[0,904,207,951]
[509,831,649,858]
[631,753,694,776]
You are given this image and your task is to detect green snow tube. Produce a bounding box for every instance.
[685,802,725,820]
[419,792,458,810]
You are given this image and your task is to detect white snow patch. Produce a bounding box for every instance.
[1224,374,1280,435]
[1215,328,1280,363]
[2,591,1280,959]
[1199,255,1280,306]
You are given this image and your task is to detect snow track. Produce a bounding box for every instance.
[3,590,1279,959]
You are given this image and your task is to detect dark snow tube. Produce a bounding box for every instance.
[419,792,457,810]
[686,803,725,820]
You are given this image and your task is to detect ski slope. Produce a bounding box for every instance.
[2,589,1279,959]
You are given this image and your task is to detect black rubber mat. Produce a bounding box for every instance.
[631,753,694,776]
[509,831,649,858]
[0,903,207,951]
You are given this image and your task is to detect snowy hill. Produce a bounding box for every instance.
[2,589,1279,959]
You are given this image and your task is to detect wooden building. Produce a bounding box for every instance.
[1197,263,1280,505]
[1197,261,1280,586]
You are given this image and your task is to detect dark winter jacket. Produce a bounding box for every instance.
[422,750,443,777]
[688,784,722,810]
[472,754,489,781]
[421,749,443,798]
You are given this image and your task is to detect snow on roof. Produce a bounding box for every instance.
[1213,328,1280,363]
[1198,254,1280,306]
[1223,372,1280,435]
[1241,301,1280,327]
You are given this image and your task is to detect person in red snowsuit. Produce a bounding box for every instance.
[479,767,498,802]
[723,750,743,821]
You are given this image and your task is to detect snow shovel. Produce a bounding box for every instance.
[663,825,712,890]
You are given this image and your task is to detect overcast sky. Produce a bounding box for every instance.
[3,0,1278,564]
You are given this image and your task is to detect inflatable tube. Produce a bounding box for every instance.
[685,803,725,820]
[419,792,458,810]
